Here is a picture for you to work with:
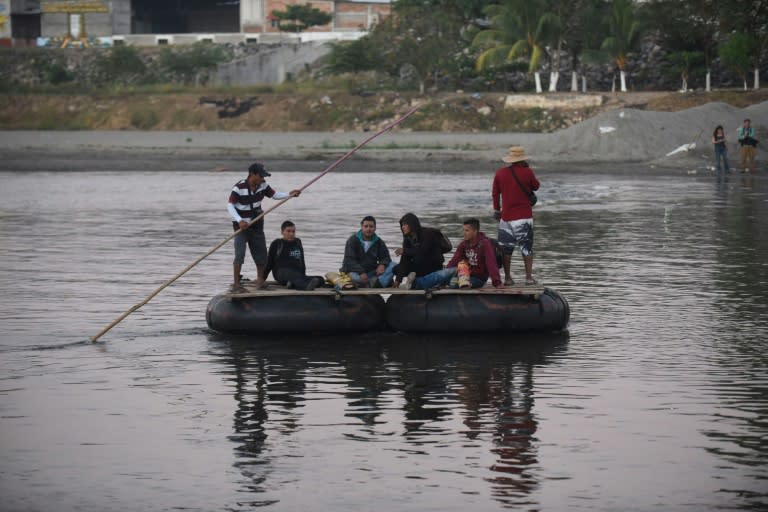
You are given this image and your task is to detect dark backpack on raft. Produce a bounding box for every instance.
[488,237,504,268]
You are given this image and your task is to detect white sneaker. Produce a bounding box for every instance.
[404,272,417,290]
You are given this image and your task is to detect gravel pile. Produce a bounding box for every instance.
[531,100,767,167]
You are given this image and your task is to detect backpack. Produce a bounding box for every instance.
[423,227,453,254]
[438,230,452,254]
[488,237,504,268]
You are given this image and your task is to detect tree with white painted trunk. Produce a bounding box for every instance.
[639,0,719,92]
[668,51,705,92]
[719,33,756,91]
[600,0,640,92]
[366,0,466,95]
[544,16,563,92]
[472,0,560,94]
[556,0,611,94]
[717,0,767,91]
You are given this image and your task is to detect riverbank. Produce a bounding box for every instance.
[1,97,765,172]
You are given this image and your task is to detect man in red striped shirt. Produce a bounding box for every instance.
[228,162,300,290]
[492,146,540,286]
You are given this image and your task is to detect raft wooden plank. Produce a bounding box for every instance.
[224,284,545,299]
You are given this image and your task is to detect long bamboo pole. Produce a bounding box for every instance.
[91,106,420,342]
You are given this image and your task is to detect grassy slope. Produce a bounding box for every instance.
[0,88,766,132]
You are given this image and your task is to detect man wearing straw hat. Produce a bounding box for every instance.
[492,146,540,286]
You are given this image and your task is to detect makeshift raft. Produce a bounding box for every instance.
[206,282,570,334]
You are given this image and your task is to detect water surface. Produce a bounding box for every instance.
[0,163,766,511]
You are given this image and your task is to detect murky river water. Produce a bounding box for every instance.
[0,161,766,511]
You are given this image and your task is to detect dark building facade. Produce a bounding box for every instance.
[2,0,389,46]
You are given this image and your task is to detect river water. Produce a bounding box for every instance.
[0,161,766,512]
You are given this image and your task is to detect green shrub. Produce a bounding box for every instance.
[169,109,209,129]
[326,37,381,74]
[31,57,75,85]
[129,105,160,129]
[94,46,147,85]
[719,33,756,86]
[159,42,230,84]
[27,105,86,130]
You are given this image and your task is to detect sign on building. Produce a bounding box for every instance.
[41,0,109,46]
[41,1,108,13]
[0,0,12,41]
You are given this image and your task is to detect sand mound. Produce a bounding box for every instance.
[532,100,767,165]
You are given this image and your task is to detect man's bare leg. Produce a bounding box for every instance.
[523,255,535,283]
[503,254,512,283]
[233,263,242,286]
[255,264,266,288]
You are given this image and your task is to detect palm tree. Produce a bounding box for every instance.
[600,0,640,92]
[561,0,610,92]
[719,33,756,90]
[472,0,560,93]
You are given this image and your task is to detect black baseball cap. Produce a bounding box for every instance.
[248,162,271,177]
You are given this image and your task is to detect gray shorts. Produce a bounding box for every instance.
[233,219,266,265]
[498,219,534,257]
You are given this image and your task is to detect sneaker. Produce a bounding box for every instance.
[504,277,515,286]
[404,271,417,290]
[305,277,322,291]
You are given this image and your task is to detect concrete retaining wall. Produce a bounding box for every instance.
[213,41,331,85]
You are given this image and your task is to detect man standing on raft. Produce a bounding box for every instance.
[492,146,540,286]
[228,162,300,291]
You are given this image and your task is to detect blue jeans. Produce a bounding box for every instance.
[274,267,321,290]
[412,268,456,290]
[715,145,730,172]
[349,261,396,287]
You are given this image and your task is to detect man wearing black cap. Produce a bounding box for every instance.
[227,162,300,290]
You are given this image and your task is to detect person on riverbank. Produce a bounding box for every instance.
[712,125,731,173]
[228,162,300,290]
[340,216,396,288]
[264,220,324,291]
[736,119,758,172]
[492,146,540,286]
[445,218,503,289]
[393,212,453,290]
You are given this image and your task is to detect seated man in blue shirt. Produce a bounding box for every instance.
[340,215,396,288]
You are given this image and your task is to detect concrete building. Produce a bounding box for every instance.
[4,0,390,46]
[0,1,12,46]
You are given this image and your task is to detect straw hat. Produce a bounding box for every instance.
[502,146,529,163]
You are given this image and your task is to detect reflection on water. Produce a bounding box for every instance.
[210,333,568,509]
[0,167,767,511]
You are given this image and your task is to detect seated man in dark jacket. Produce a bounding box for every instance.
[264,220,324,291]
[393,212,454,290]
[340,215,396,288]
